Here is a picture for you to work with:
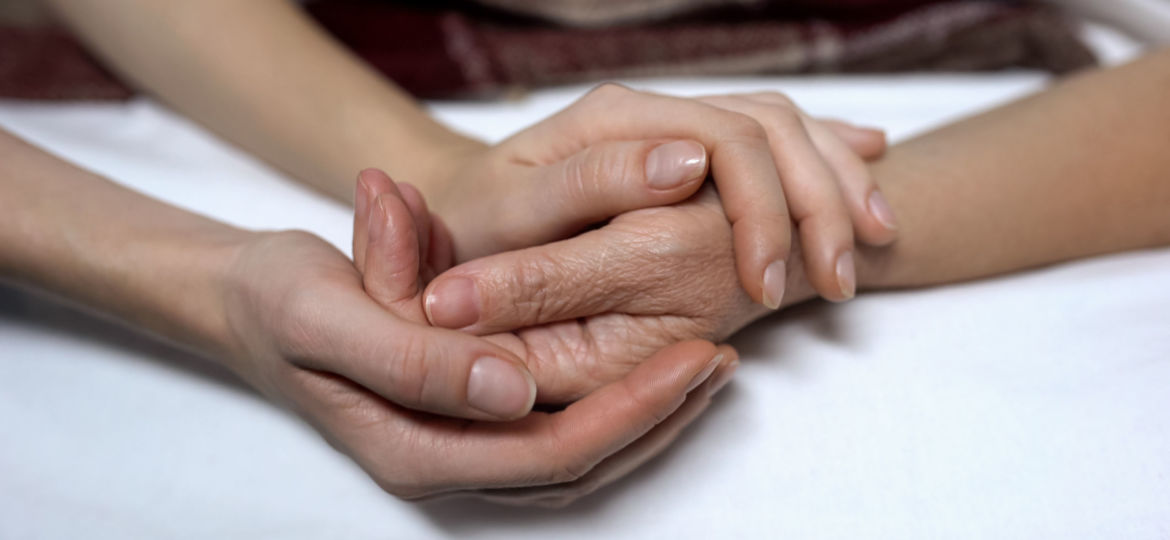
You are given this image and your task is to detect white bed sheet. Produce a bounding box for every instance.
[2,68,1169,538]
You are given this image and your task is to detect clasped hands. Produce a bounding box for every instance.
[219,85,894,507]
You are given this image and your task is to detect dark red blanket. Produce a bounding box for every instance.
[0,0,1095,101]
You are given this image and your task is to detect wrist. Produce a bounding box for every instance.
[214,229,304,366]
[337,111,488,206]
[115,224,257,363]
[188,229,264,361]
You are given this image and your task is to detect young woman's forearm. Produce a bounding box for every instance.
[859,49,1170,289]
[0,128,246,355]
[43,0,477,202]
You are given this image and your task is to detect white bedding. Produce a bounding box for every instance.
[2,34,1168,539]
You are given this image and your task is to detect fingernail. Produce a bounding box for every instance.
[836,251,856,300]
[686,353,723,393]
[645,140,707,190]
[708,359,738,396]
[425,277,480,328]
[867,190,898,231]
[761,259,786,310]
[467,356,536,419]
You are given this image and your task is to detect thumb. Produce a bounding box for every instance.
[495,139,708,250]
[293,289,538,421]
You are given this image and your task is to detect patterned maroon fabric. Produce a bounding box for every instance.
[309,0,1096,98]
[0,0,1095,101]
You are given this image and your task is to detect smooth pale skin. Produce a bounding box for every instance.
[42,0,900,306]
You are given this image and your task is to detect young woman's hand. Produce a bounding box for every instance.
[428,85,895,309]
[224,227,733,501]
[220,168,734,504]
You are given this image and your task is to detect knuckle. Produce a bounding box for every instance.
[508,252,564,320]
[752,91,797,108]
[363,431,434,500]
[514,253,555,292]
[723,112,770,143]
[615,145,647,184]
[585,81,631,102]
[752,215,794,245]
[756,107,803,138]
[555,461,589,484]
[618,219,686,259]
[595,145,643,186]
[560,152,598,206]
[373,473,427,500]
[381,332,432,408]
[540,419,592,484]
[562,145,640,206]
[545,453,589,484]
[274,228,323,246]
[621,377,673,425]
